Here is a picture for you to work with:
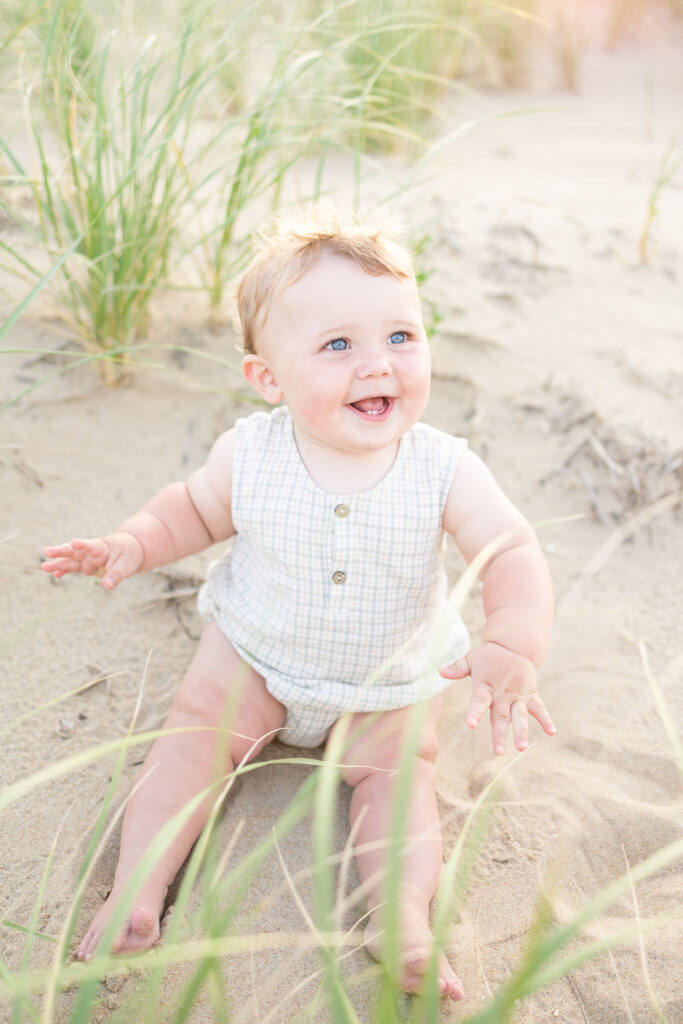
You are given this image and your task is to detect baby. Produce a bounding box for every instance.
[43,205,555,1001]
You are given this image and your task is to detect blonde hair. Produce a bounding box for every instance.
[236,202,415,355]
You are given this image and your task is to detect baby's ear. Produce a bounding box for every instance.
[242,354,282,404]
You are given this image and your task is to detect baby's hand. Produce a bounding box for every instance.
[439,642,556,756]
[42,534,144,590]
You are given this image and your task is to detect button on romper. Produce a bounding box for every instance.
[198,407,470,747]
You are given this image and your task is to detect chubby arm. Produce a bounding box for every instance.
[439,449,555,754]
[42,429,236,590]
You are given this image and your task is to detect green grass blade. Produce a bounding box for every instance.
[461,835,683,1023]
[639,642,683,777]
[0,960,41,1024]
[0,922,57,945]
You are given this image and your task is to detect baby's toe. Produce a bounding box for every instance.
[440,960,465,1001]
[77,925,102,962]
[401,948,464,1001]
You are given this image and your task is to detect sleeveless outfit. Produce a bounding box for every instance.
[198,406,470,747]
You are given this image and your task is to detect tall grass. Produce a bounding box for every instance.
[639,133,682,265]
[1,693,680,1022]
[472,0,539,88]
[1,0,536,382]
[6,0,675,389]
[192,0,489,317]
[1,8,219,382]
[306,0,473,152]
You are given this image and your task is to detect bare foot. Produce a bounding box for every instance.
[363,905,464,1001]
[77,883,165,961]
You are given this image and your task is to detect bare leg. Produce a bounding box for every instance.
[332,699,464,1001]
[78,622,285,960]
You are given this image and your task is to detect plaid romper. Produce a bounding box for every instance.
[198,406,470,747]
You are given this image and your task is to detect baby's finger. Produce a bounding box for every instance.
[41,557,63,572]
[527,695,556,736]
[490,705,511,756]
[511,700,529,751]
[43,544,96,572]
[71,537,108,559]
[439,653,471,680]
[41,557,79,575]
[43,544,78,558]
[466,683,492,729]
[42,564,67,577]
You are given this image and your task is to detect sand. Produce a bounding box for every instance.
[1,7,682,1023]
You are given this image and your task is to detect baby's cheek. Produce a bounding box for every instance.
[413,352,432,390]
[409,362,430,405]
[402,364,430,410]
[298,393,339,428]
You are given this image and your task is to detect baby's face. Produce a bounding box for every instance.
[247,253,431,458]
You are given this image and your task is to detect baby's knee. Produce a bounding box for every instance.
[341,731,439,789]
[334,706,440,783]
[344,754,438,804]
[170,676,227,725]
[406,753,438,792]
[415,725,439,768]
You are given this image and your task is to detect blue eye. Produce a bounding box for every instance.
[326,338,349,351]
[388,331,407,345]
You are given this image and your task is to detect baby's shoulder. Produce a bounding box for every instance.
[397,422,469,511]
[409,420,467,447]
[231,407,295,491]
[405,421,468,472]
[234,405,290,448]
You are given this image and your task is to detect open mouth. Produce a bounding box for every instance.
[347,396,394,420]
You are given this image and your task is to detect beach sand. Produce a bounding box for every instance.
[1,6,682,1022]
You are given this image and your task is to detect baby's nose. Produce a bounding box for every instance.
[356,349,392,377]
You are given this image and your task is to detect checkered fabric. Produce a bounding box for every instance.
[198,406,470,747]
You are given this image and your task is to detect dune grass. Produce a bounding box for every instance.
[0,7,219,382]
[2,0,462,373]
[0,0,542,383]
[2,0,678,389]
[304,0,474,150]
[1,693,679,1022]
[639,133,682,264]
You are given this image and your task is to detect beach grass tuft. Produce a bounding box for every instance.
[1,9,216,382]
[1,0,545,381]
